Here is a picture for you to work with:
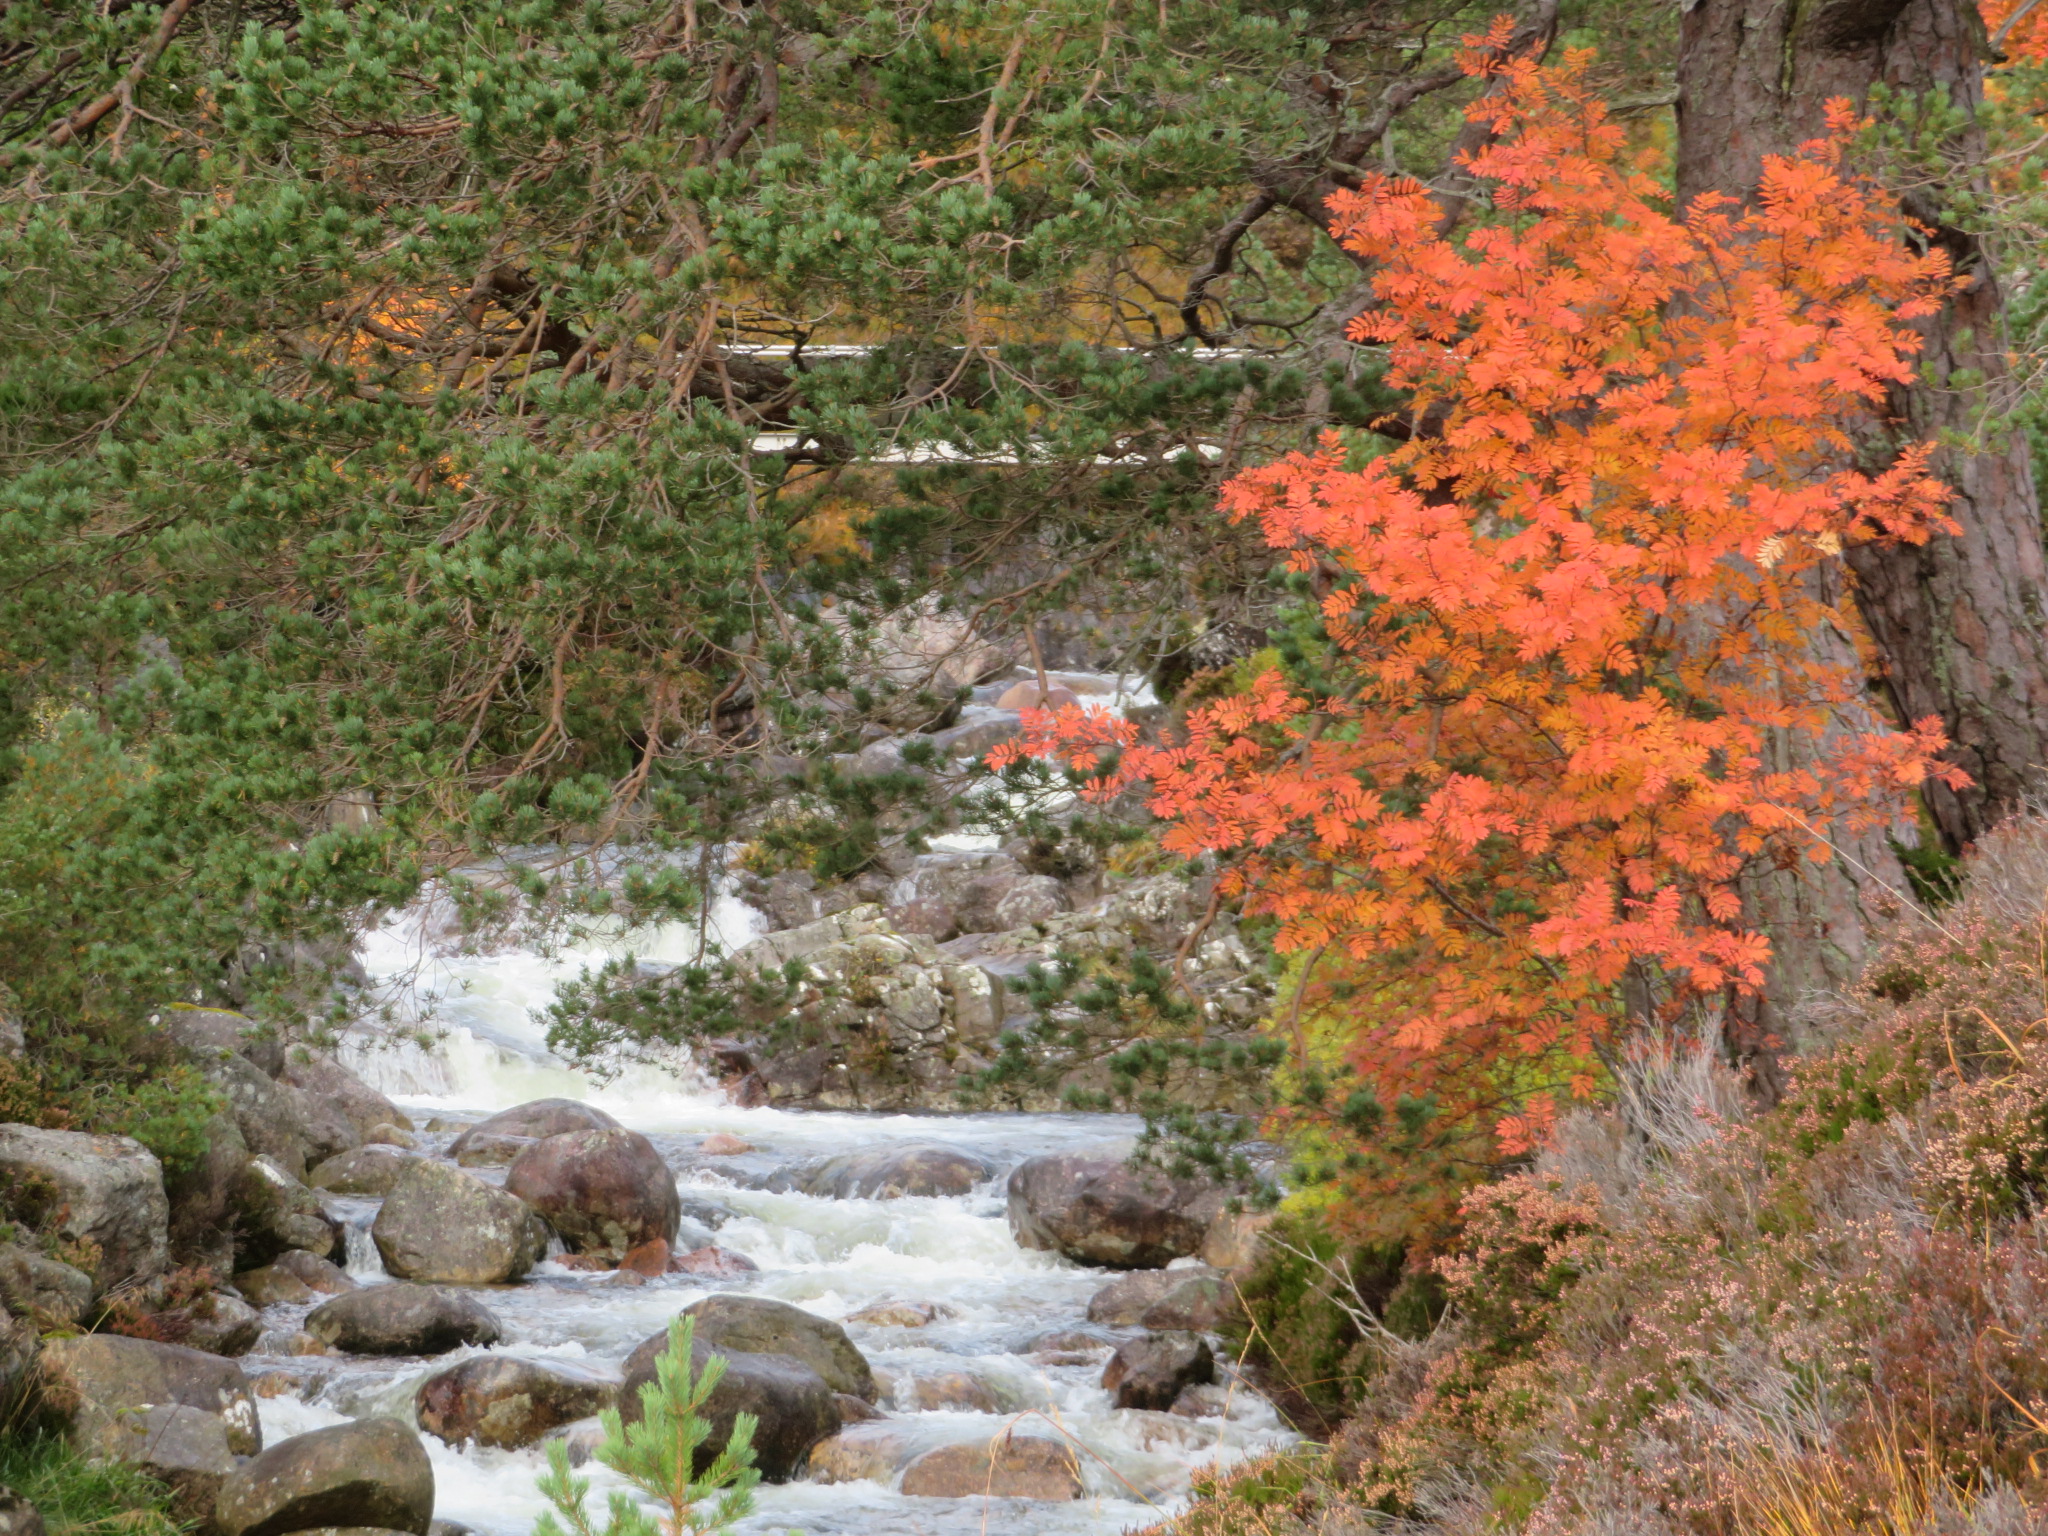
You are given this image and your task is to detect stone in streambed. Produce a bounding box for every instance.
[213,1419,434,1536]
[304,1284,501,1356]
[898,1434,1082,1500]
[505,1126,680,1260]
[682,1294,875,1401]
[236,1249,357,1307]
[372,1160,547,1284]
[771,1142,994,1199]
[845,1299,946,1327]
[451,1134,534,1168]
[308,1145,417,1197]
[415,1356,618,1450]
[619,1330,837,1483]
[805,1422,911,1485]
[1006,1153,1218,1269]
[668,1245,758,1278]
[232,1155,341,1268]
[1086,1265,1233,1330]
[1102,1331,1213,1411]
[446,1099,617,1159]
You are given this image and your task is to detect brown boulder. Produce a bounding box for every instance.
[1006,1154,1217,1269]
[898,1434,1081,1500]
[682,1294,875,1401]
[451,1134,534,1168]
[308,1146,417,1197]
[504,1127,680,1260]
[1102,1331,1213,1410]
[619,1330,838,1483]
[231,1156,340,1268]
[305,1284,502,1356]
[667,1245,758,1278]
[1086,1266,1233,1330]
[236,1250,356,1307]
[805,1422,911,1485]
[0,1124,169,1289]
[39,1333,262,1455]
[371,1161,547,1285]
[445,1100,616,1159]
[415,1356,618,1449]
[773,1142,994,1200]
[276,1050,412,1140]
[213,1419,434,1536]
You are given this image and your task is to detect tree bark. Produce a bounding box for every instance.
[1678,0,2048,852]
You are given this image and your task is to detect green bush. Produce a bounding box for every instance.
[0,1431,188,1536]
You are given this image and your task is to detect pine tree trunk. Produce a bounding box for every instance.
[1677,0,2048,852]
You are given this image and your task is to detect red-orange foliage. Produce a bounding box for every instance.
[995,36,1968,1154]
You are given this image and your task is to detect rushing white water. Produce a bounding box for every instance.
[248,877,1291,1536]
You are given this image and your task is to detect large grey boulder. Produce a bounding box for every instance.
[0,1242,93,1326]
[769,1142,994,1200]
[304,1284,502,1356]
[307,1145,417,1197]
[214,1419,434,1536]
[232,1155,341,1268]
[415,1356,618,1449]
[682,1294,875,1402]
[1007,1154,1218,1269]
[898,1434,1082,1500]
[158,1006,285,1076]
[0,1124,168,1288]
[504,1128,680,1260]
[1085,1266,1233,1330]
[372,1161,548,1284]
[446,1099,616,1159]
[1102,1331,1213,1410]
[619,1330,836,1483]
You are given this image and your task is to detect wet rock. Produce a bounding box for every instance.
[39,1334,262,1460]
[771,1142,995,1200]
[0,1124,169,1289]
[214,1419,434,1536]
[0,1242,94,1326]
[805,1422,910,1484]
[232,1155,341,1268]
[617,1238,669,1277]
[451,1134,535,1167]
[683,1294,876,1401]
[698,1133,750,1155]
[235,1250,356,1307]
[844,1300,944,1328]
[1085,1266,1232,1330]
[276,1050,412,1141]
[0,1487,42,1536]
[895,1369,1007,1413]
[304,1284,502,1356]
[365,1124,415,1149]
[667,1245,758,1278]
[1171,1383,1234,1418]
[372,1161,548,1285]
[415,1356,618,1450]
[834,1393,884,1424]
[1102,1331,1213,1410]
[1007,1154,1217,1269]
[308,1146,416,1197]
[898,1433,1082,1500]
[620,1330,838,1483]
[678,1196,735,1229]
[446,1100,617,1159]
[504,1127,681,1260]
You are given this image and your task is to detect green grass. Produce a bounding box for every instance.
[0,1431,189,1536]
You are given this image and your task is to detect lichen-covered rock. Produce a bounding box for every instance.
[415,1356,618,1449]
[619,1330,837,1483]
[504,1128,679,1260]
[199,1053,335,1180]
[769,1142,995,1199]
[682,1294,875,1401]
[39,1336,263,1481]
[308,1146,416,1197]
[0,1242,93,1326]
[232,1155,341,1268]
[236,1249,356,1307]
[898,1434,1082,1500]
[884,852,1067,940]
[372,1161,547,1284]
[1085,1266,1233,1330]
[1007,1154,1219,1269]
[0,1124,168,1288]
[304,1284,501,1356]
[213,1419,434,1536]
[445,1100,616,1159]
[1101,1331,1213,1410]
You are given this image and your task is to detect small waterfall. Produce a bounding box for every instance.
[342,1219,386,1280]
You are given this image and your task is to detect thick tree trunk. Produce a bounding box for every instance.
[1678,0,2048,852]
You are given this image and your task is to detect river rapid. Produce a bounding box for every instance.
[242,894,1294,1536]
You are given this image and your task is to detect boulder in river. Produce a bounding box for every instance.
[236,1250,356,1307]
[667,1245,758,1278]
[770,1142,994,1199]
[415,1356,618,1449]
[1086,1265,1233,1330]
[308,1146,417,1197]
[214,1419,434,1536]
[372,1161,548,1284]
[1007,1153,1219,1269]
[1102,1331,1213,1411]
[504,1127,680,1260]
[231,1155,341,1268]
[304,1284,502,1356]
[620,1329,838,1483]
[805,1422,911,1485]
[0,1124,169,1288]
[446,1099,617,1159]
[844,1299,944,1328]
[898,1433,1082,1500]
[682,1294,876,1401]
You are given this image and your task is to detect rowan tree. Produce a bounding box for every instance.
[998,39,1968,1169]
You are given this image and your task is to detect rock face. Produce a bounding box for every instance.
[214,1419,435,1536]
[415,1356,618,1449]
[232,1155,341,1267]
[304,1285,502,1356]
[1102,1332,1214,1410]
[1085,1266,1233,1330]
[236,1250,356,1307]
[769,1143,995,1200]
[619,1330,838,1483]
[884,851,1068,941]
[275,1050,412,1142]
[372,1161,548,1284]
[0,1242,94,1326]
[446,1100,617,1159]
[0,1124,169,1288]
[308,1146,417,1197]
[504,1128,680,1260]
[1007,1154,1219,1269]
[682,1295,876,1401]
[898,1434,1083,1500]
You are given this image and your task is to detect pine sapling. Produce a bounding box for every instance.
[534,1316,760,1536]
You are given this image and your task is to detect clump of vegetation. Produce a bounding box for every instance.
[0,1431,188,1536]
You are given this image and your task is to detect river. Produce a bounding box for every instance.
[239,893,1294,1536]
